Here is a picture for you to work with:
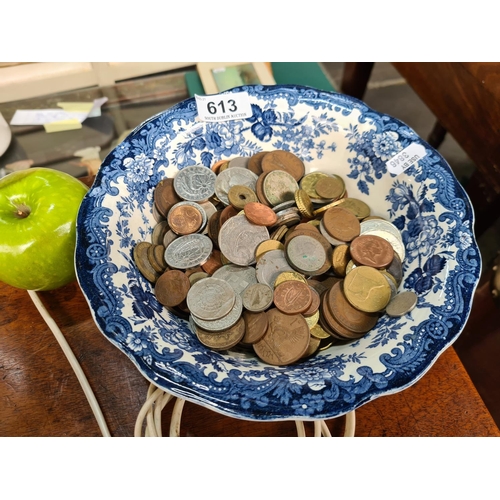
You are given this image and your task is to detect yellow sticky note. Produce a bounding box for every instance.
[44,119,82,133]
[57,102,94,113]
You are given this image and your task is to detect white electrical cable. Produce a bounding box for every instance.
[27,289,111,437]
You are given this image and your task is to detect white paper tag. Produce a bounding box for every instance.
[195,92,253,122]
[386,143,427,175]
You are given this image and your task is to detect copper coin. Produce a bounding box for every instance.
[168,203,203,235]
[211,159,229,174]
[133,241,160,283]
[154,178,181,218]
[327,281,379,334]
[314,175,345,200]
[253,309,310,366]
[349,234,394,269]
[219,204,239,227]
[193,316,246,351]
[242,310,268,344]
[155,269,190,308]
[255,172,272,206]
[273,280,312,315]
[244,202,278,226]
[248,151,268,176]
[303,286,321,316]
[320,289,361,340]
[201,249,223,275]
[261,150,305,181]
[322,206,360,242]
[207,210,222,247]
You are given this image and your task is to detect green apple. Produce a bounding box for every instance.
[0,168,88,291]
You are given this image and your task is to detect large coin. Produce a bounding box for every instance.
[214,167,259,206]
[173,165,216,202]
[273,280,312,315]
[242,311,269,344]
[154,178,182,218]
[190,316,245,351]
[190,293,243,331]
[322,206,360,242]
[164,234,213,269]
[155,269,190,308]
[255,249,295,288]
[360,219,403,243]
[262,170,299,206]
[343,266,392,313]
[218,214,269,266]
[261,149,305,181]
[253,309,310,366]
[285,234,327,274]
[349,234,394,269]
[186,277,236,320]
[212,264,258,295]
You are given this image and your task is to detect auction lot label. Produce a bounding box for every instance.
[387,143,427,175]
[195,92,253,122]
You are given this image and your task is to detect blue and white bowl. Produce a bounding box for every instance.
[75,85,481,421]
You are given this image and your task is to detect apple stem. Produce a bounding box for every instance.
[14,203,31,219]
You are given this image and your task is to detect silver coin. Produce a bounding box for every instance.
[190,293,243,331]
[381,273,398,302]
[360,219,403,242]
[186,277,236,320]
[164,234,213,269]
[163,229,178,249]
[256,249,295,288]
[386,291,418,317]
[273,207,301,228]
[272,199,297,213]
[387,251,403,287]
[363,229,406,261]
[241,283,274,312]
[285,234,327,273]
[319,218,347,246]
[218,215,269,266]
[212,264,258,295]
[197,200,218,235]
[262,170,299,206]
[173,165,216,202]
[214,167,258,206]
[228,156,250,169]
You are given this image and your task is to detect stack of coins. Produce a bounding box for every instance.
[133,150,417,366]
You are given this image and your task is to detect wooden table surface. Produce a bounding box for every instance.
[1,275,498,437]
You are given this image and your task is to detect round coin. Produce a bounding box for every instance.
[349,234,394,269]
[253,309,310,366]
[248,151,268,175]
[244,202,279,226]
[255,249,295,288]
[386,291,418,317]
[155,269,191,308]
[322,206,360,242]
[241,283,274,312]
[191,316,245,351]
[285,234,327,274]
[343,266,392,313]
[164,234,213,269]
[167,201,205,235]
[314,174,345,200]
[242,311,269,344]
[273,280,313,315]
[190,293,243,332]
[212,264,258,296]
[186,277,236,321]
[154,178,182,218]
[133,241,160,283]
[262,170,299,206]
[261,149,305,181]
[227,185,258,210]
[214,167,259,206]
[173,165,217,202]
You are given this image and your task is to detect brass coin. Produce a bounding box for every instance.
[343,266,392,313]
[248,151,268,176]
[151,220,170,246]
[168,203,204,235]
[273,271,307,288]
[244,202,279,227]
[133,241,160,283]
[301,335,321,358]
[253,309,310,366]
[310,323,331,340]
[269,224,289,241]
[154,178,181,218]
[155,269,191,308]
[255,240,284,262]
[349,234,394,269]
[322,206,360,242]
[303,310,319,329]
[299,172,329,201]
[193,316,246,351]
[273,280,312,315]
[242,310,268,344]
[386,291,418,317]
[147,244,167,273]
[314,175,345,200]
[189,271,210,286]
[327,281,379,334]
[332,244,351,277]
[261,150,305,181]
[335,198,371,219]
[227,185,258,210]
[294,189,314,219]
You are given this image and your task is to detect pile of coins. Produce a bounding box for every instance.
[133,150,417,366]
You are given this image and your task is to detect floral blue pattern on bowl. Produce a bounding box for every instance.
[75,84,481,421]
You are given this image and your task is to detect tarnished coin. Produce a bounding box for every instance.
[320,289,362,340]
[242,311,269,344]
[186,277,236,320]
[244,202,278,227]
[241,283,274,312]
[211,159,229,174]
[198,200,218,234]
[188,271,210,286]
[255,240,284,262]
[151,220,170,245]
[301,335,321,358]
[255,172,271,206]
[386,251,403,287]
[133,241,160,283]
[349,234,394,269]
[173,165,217,202]
[248,151,268,176]
[155,269,191,308]
[269,225,289,242]
[256,249,295,288]
[218,214,269,266]
[207,210,222,245]
[212,264,258,295]
[154,177,182,218]
[303,287,321,316]
[261,150,305,181]
[361,229,406,262]
[253,309,310,366]
[285,234,327,274]
[285,231,332,276]
[228,156,250,169]
[191,316,245,351]
[294,189,314,219]
[343,266,392,313]
[167,201,206,235]
[190,293,243,331]
[314,174,345,200]
[299,172,330,202]
[164,234,213,269]
[262,170,299,206]
[332,244,351,277]
[322,206,360,242]
[273,207,301,228]
[335,198,371,219]
[273,280,313,315]
[163,229,178,249]
[272,199,297,213]
[201,249,223,275]
[147,244,167,273]
[386,291,418,317]
[227,185,258,210]
[319,218,347,246]
[360,219,403,243]
[214,167,259,206]
[273,271,308,288]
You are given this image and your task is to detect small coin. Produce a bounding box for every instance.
[173,165,217,202]
[322,206,360,242]
[191,316,245,350]
[228,156,250,169]
[386,251,403,287]
[303,287,321,317]
[167,201,205,235]
[256,249,295,288]
[261,150,305,181]
[294,189,314,219]
[310,323,331,340]
[301,335,321,358]
[386,291,418,317]
[164,234,213,269]
[241,283,274,312]
[253,309,310,366]
[155,269,191,308]
[273,271,307,288]
[244,202,279,227]
[147,244,167,273]
[186,277,236,320]
[262,170,299,206]
[319,218,347,246]
[273,280,313,315]
[227,185,258,210]
[188,271,210,286]
[299,172,330,202]
[314,175,345,200]
[242,311,269,344]
[133,241,160,283]
[151,220,170,245]
[163,229,178,249]
[343,266,392,313]
[349,234,394,269]
[201,249,223,275]
[284,231,332,276]
[285,234,327,274]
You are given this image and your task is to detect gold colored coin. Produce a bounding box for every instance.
[332,244,351,277]
[255,240,284,262]
[310,323,331,340]
[299,172,329,200]
[227,185,258,210]
[343,266,392,313]
[335,198,371,219]
[301,335,321,358]
[312,197,345,216]
[294,189,314,219]
[314,175,345,200]
[304,310,319,329]
[270,225,289,241]
[273,271,307,288]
